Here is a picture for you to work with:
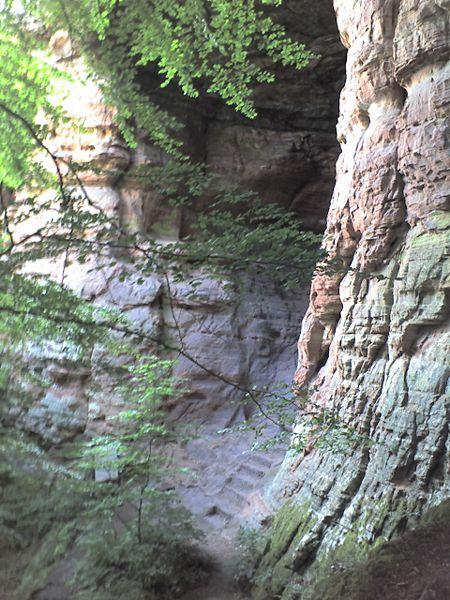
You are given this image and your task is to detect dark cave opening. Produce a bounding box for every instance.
[131,0,347,238]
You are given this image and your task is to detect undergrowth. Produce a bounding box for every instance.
[0,355,207,599]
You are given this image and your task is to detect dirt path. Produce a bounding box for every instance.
[172,406,286,599]
[182,534,247,600]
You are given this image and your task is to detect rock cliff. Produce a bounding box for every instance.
[7,1,449,597]
[12,0,346,541]
[14,0,345,442]
[256,1,450,597]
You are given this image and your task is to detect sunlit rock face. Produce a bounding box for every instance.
[256,1,450,597]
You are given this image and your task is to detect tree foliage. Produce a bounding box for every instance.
[0,2,323,596]
[0,17,62,188]
[1,355,205,599]
[0,0,322,352]
[18,0,311,134]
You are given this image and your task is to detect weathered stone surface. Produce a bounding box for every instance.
[23,389,87,444]
[257,1,450,596]
[165,275,309,418]
[124,0,346,235]
[15,1,344,448]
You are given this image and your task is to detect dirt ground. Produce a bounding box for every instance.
[307,502,450,600]
[3,507,450,600]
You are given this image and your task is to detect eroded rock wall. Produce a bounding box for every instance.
[11,1,345,445]
[256,1,450,597]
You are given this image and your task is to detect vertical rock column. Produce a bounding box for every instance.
[256,1,450,597]
[15,34,164,442]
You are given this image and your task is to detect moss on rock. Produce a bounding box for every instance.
[301,500,450,600]
[252,500,315,599]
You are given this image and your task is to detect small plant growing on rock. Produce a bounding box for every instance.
[234,526,269,592]
[70,355,205,599]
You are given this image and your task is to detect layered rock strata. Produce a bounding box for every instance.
[256,1,450,597]
[14,1,345,448]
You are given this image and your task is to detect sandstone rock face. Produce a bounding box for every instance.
[13,2,345,448]
[128,0,346,234]
[256,1,450,597]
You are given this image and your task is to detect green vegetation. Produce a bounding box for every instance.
[301,532,376,600]
[0,1,322,596]
[301,501,450,600]
[0,17,62,189]
[1,354,206,599]
[234,526,269,592]
[244,500,450,600]
[4,0,313,156]
[233,501,316,598]
[0,0,322,437]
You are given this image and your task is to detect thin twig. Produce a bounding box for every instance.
[0,102,68,203]
[0,303,289,431]
[163,272,185,356]
[0,184,14,250]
